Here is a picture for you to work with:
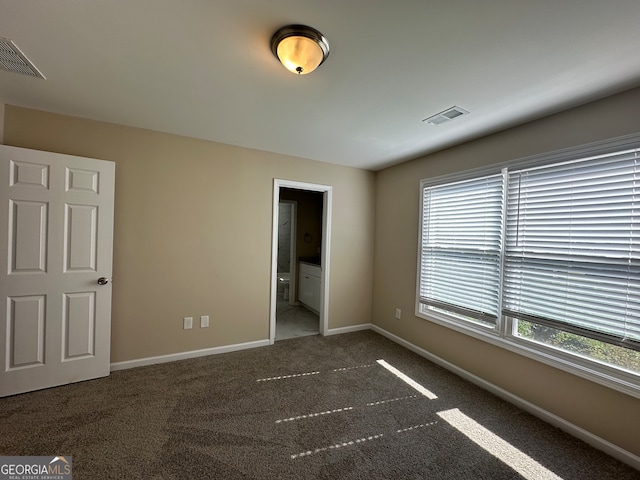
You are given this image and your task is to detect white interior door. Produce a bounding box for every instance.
[0,145,115,397]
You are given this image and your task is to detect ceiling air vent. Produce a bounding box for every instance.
[0,37,45,79]
[423,106,469,125]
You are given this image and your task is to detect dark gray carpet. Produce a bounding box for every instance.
[1,331,638,479]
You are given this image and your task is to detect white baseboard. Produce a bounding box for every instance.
[325,323,372,336]
[110,339,270,371]
[371,324,640,472]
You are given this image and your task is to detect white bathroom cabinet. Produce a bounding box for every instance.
[299,262,321,313]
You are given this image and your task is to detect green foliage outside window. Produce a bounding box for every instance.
[517,321,640,374]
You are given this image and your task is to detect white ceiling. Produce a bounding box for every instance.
[1,1,640,171]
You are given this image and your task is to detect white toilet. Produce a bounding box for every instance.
[278,273,290,300]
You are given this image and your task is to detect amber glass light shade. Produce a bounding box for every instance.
[271,25,330,75]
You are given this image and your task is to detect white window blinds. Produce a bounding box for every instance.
[419,173,504,325]
[503,149,640,351]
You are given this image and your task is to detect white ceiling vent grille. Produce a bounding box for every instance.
[0,37,45,79]
[423,106,469,125]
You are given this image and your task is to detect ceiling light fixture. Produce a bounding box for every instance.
[271,25,330,75]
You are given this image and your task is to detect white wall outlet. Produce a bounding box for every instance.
[200,315,210,328]
[395,308,402,319]
[183,316,193,330]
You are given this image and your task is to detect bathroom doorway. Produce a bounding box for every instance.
[270,179,332,343]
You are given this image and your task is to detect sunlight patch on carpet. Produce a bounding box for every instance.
[396,421,438,434]
[331,363,377,372]
[277,394,424,425]
[291,434,385,459]
[437,408,564,480]
[290,419,440,460]
[366,394,418,406]
[376,359,438,399]
[275,406,355,424]
[256,371,320,382]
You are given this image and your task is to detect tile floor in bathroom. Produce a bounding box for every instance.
[275,295,319,340]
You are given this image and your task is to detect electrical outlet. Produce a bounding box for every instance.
[200,315,209,328]
[183,316,193,330]
[395,308,402,319]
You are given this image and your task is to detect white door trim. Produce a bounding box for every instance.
[270,179,332,343]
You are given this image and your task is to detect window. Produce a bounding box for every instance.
[417,135,640,396]
[419,174,503,327]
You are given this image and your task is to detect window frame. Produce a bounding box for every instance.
[415,132,640,399]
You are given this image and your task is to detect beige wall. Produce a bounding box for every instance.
[0,103,4,144]
[3,106,376,363]
[372,86,640,456]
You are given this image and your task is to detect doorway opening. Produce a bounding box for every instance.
[270,179,332,344]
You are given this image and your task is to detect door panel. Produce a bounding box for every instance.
[7,295,46,368]
[66,167,99,193]
[63,291,96,359]
[64,204,98,272]
[0,145,115,397]
[10,160,49,188]
[10,200,48,273]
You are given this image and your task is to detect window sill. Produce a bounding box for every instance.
[415,307,640,400]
